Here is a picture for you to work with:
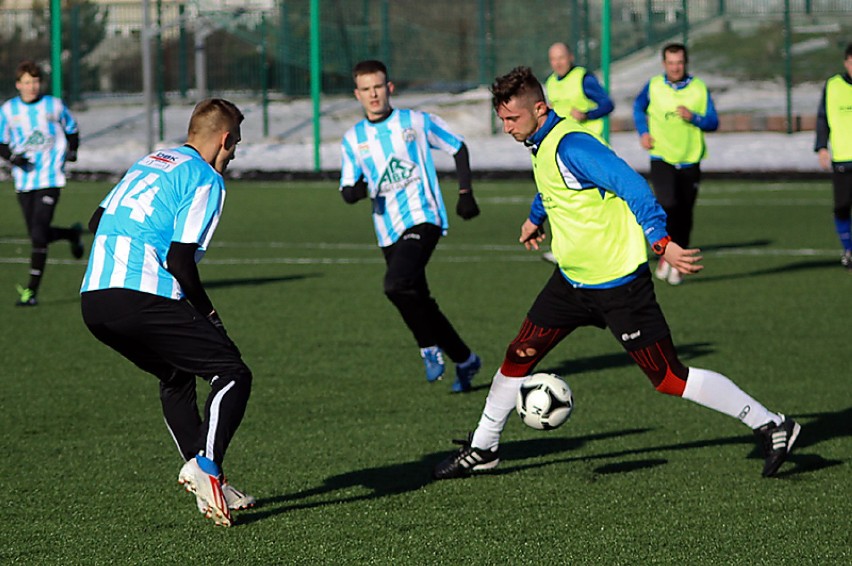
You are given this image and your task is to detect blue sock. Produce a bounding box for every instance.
[835,217,852,252]
[195,454,222,477]
[458,352,479,368]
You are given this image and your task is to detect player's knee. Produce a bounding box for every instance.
[385,278,414,300]
[31,231,50,247]
[384,277,420,302]
[213,366,253,393]
[501,337,546,376]
[629,338,688,396]
[654,369,687,396]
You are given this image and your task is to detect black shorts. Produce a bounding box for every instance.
[832,167,852,214]
[17,188,60,242]
[649,160,700,208]
[381,223,441,294]
[527,268,670,351]
[81,288,248,381]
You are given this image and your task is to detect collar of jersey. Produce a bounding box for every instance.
[366,107,395,125]
[524,110,562,154]
[663,74,694,90]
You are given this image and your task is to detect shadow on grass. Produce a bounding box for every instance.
[237,428,650,525]
[460,342,716,394]
[688,258,841,284]
[205,273,320,289]
[543,341,716,377]
[699,239,772,253]
[236,408,847,525]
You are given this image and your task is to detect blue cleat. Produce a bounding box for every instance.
[421,346,445,382]
[452,353,481,393]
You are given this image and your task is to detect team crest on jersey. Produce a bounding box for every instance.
[140,150,191,171]
[358,142,371,156]
[377,156,419,194]
[402,128,417,142]
[22,130,55,151]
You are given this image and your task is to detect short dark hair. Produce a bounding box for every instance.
[662,42,688,64]
[352,60,388,82]
[15,60,42,81]
[845,43,852,59]
[490,66,545,111]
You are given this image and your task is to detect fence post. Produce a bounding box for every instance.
[261,14,269,138]
[310,0,321,171]
[784,0,792,134]
[645,0,653,48]
[681,0,688,45]
[583,0,590,68]
[178,3,188,99]
[279,0,290,95]
[380,0,389,67]
[51,0,62,98]
[156,0,164,142]
[570,0,579,57]
[602,0,610,142]
[70,6,80,105]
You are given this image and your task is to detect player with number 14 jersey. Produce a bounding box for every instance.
[81,146,224,298]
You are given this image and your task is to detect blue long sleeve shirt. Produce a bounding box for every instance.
[581,72,615,120]
[633,75,719,136]
[528,112,668,247]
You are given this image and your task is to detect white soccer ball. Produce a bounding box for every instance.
[516,373,574,430]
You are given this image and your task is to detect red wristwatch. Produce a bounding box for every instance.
[652,236,671,256]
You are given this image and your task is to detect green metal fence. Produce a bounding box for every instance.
[0,0,849,103]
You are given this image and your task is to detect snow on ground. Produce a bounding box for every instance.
[64,86,825,177]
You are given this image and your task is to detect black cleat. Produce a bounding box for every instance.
[70,222,85,259]
[754,415,801,477]
[432,435,499,480]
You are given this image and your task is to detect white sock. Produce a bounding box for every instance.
[682,367,781,429]
[471,370,526,450]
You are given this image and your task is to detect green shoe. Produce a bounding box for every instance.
[15,285,37,307]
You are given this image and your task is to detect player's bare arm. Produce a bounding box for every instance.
[817,148,832,170]
[520,218,546,250]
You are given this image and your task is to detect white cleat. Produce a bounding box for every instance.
[179,458,232,527]
[196,479,256,513]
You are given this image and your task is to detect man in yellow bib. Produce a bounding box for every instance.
[633,43,718,285]
[541,42,615,265]
[433,66,799,481]
[545,42,614,136]
[815,43,852,270]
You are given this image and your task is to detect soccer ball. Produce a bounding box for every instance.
[516,373,574,430]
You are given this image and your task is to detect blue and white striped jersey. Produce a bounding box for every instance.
[81,146,225,300]
[0,95,78,192]
[339,108,462,247]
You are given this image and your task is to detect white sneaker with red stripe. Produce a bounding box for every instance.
[178,457,232,526]
[195,478,256,513]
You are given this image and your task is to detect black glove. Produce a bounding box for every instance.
[456,191,480,220]
[65,149,77,162]
[9,153,31,168]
